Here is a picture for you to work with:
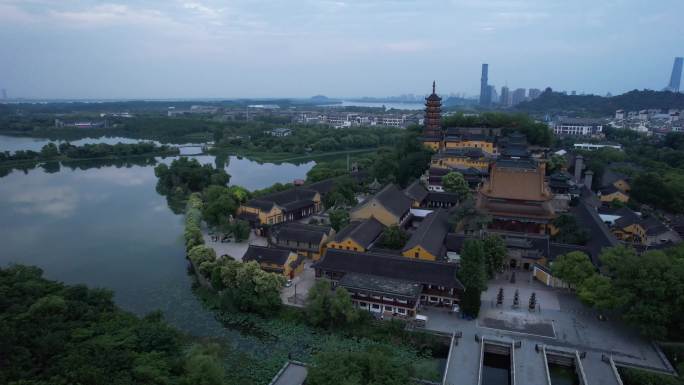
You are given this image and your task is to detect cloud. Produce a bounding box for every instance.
[383,40,432,53]
[9,186,78,218]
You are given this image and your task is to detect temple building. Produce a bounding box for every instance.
[476,158,556,234]
[421,81,443,150]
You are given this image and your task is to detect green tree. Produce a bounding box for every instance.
[230,261,284,315]
[442,171,470,200]
[551,214,590,245]
[379,225,409,249]
[40,143,60,158]
[458,240,487,317]
[483,235,506,278]
[306,280,359,328]
[202,186,237,228]
[231,219,250,242]
[448,197,491,234]
[551,251,595,288]
[307,347,413,385]
[577,274,614,310]
[329,209,350,231]
[182,344,225,385]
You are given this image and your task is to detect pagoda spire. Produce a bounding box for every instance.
[432,80,436,94]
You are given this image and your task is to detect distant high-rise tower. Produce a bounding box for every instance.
[665,57,683,92]
[421,81,443,150]
[511,88,527,105]
[479,64,490,106]
[500,86,511,107]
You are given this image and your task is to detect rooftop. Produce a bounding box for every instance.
[339,272,422,299]
[333,218,384,249]
[402,209,450,258]
[243,245,292,266]
[315,248,464,289]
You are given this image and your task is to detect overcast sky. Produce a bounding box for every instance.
[1,0,682,99]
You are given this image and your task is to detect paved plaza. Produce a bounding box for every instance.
[424,270,671,385]
[281,261,316,307]
[202,229,267,261]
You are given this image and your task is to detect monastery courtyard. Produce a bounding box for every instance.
[425,271,672,385]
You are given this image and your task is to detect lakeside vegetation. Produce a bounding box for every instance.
[0,141,179,166]
[0,264,228,385]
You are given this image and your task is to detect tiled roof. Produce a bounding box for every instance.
[243,245,292,266]
[600,169,629,188]
[307,178,337,195]
[334,218,384,249]
[355,184,412,219]
[339,273,422,298]
[571,200,620,265]
[273,223,332,244]
[404,180,429,203]
[426,192,460,204]
[245,187,318,212]
[403,210,450,258]
[314,249,464,289]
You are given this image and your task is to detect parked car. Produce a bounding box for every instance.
[450,304,460,314]
[415,314,428,328]
[284,279,293,288]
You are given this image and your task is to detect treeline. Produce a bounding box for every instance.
[0,264,228,385]
[213,124,405,155]
[0,141,179,165]
[580,130,684,213]
[516,89,684,116]
[154,158,231,214]
[442,112,553,146]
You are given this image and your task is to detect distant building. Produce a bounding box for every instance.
[573,143,622,151]
[500,86,511,107]
[552,117,604,137]
[1,89,6,100]
[665,57,683,92]
[511,88,527,105]
[480,63,490,106]
[528,88,542,99]
[421,81,443,150]
[487,85,497,105]
[267,127,292,137]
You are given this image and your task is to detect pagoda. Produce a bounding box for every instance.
[421,81,443,150]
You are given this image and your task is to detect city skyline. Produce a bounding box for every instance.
[1,0,683,99]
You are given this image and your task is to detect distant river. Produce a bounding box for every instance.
[337,100,425,110]
[0,134,314,338]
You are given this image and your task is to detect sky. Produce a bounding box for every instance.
[0,0,683,100]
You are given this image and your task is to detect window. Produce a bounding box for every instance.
[397,308,406,315]
[385,306,393,312]
[429,296,438,302]
[371,304,380,309]
[359,302,367,307]
[415,252,419,258]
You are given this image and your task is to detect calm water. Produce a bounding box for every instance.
[338,100,425,110]
[0,134,203,155]
[0,135,314,338]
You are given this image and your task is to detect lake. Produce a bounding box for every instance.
[336,100,425,110]
[0,135,315,337]
[0,134,204,155]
